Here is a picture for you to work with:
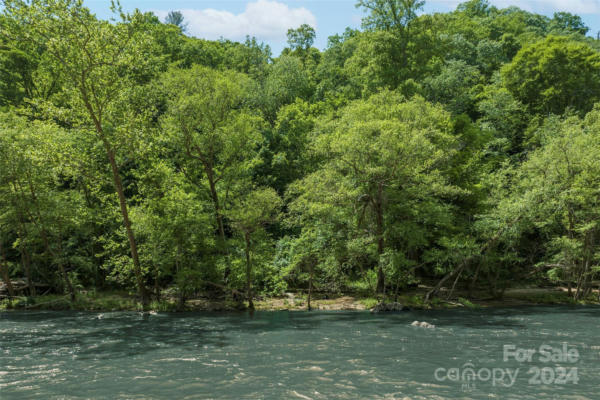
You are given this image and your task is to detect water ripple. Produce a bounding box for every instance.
[1,307,599,399]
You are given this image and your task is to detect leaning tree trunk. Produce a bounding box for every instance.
[104,142,148,307]
[426,215,522,303]
[83,95,148,308]
[205,166,226,244]
[154,264,160,301]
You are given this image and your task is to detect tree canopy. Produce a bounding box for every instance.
[1,0,599,308]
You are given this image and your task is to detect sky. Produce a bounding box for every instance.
[84,0,600,54]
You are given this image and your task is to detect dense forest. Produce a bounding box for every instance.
[1,0,600,309]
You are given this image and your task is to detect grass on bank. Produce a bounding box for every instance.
[1,287,598,312]
[0,291,163,312]
[505,290,595,305]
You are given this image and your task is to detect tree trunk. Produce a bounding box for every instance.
[425,263,465,303]
[375,183,385,294]
[426,215,522,303]
[21,247,35,296]
[244,232,253,310]
[468,261,482,297]
[24,176,75,302]
[15,216,35,297]
[393,273,402,303]
[307,262,313,311]
[154,264,160,301]
[104,144,148,307]
[205,166,225,243]
[0,241,15,298]
[175,246,185,311]
[56,232,75,302]
[490,267,502,299]
[376,265,385,295]
[205,166,231,286]
[34,218,75,301]
[447,267,463,300]
[80,86,147,307]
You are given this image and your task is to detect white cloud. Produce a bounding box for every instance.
[490,0,600,14]
[155,0,317,42]
[432,0,600,14]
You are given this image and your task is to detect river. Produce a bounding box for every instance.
[1,306,599,399]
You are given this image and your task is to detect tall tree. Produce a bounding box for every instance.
[1,0,161,306]
[287,24,316,52]
[161,66,262,255]
[505,109,600,299]
[164,10,187,32]
[502,36,600,115]
[228,187,281,309]
[357,0,424,32]
[350,1,432,93]
[290,92,459,294]
[550,12,588,35]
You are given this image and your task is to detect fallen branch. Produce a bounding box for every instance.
[426,215,522,303]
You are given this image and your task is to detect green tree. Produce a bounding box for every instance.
[357,0,424,32]
[2,0,162,306]
[161,66,262,252]
[289,92,459,294]
[287,24,316,52]
[228,188,282,309]
[262,55,314,121]
[456,0,493,17]
[314,28,360,100]
[133,161,213,308]
[424,60,482,115]
[550,12,588,35]
[507,109,600,299]
[164,10,187,32]
[254,99,322,193]
[0,114,80,300]
[502,36,600,115]
[477,81,529,156]
[351,0,430,92]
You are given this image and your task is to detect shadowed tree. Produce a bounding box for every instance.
[1,0,161,306]
[550,12,588,35]
[228,188,281,309]
[165,10,187,32]
[161,66,262,250]
[289,92,459,295]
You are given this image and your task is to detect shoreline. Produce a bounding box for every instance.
[1,286,598,312]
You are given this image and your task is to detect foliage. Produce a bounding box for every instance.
[0,0,599,305]
[287,24,316,52]
[502,36,600,115]
[164,11,187,32]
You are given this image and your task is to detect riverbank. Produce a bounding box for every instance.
[1,286,598,312]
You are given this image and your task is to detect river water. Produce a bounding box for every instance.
[1,306,599,399]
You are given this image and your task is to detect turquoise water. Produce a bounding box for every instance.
[1,307,599,399]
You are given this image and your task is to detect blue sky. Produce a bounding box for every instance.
[86,0,600,54]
